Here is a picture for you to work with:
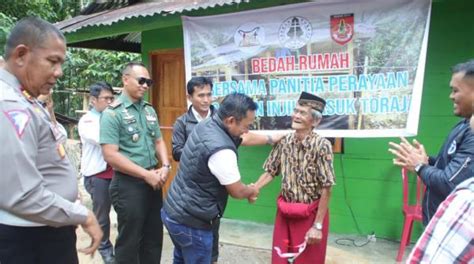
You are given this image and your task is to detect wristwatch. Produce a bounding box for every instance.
[163,164,172,170]
[313,222,323,230]
[414,163,425,174]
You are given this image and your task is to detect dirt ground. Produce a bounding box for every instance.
[74,173,405,264]
[75,178,271,264]
[76,227,271,264]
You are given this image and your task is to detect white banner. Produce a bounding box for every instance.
[182,0,431,137]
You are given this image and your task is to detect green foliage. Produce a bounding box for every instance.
[1,0,141,120]
[362,15,425,75]
[0,12,15,56]
[59,48,140,89]
[1,0,83,57]
[55,48,140,118]
[0,0,82,22]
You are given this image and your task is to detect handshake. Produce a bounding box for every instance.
[247,183,260,204]
[144,167,170,190]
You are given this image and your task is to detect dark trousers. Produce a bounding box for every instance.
[0,224,78,264]
[84,176,114,257]
[211,219,220,262]
[110,171,163,264]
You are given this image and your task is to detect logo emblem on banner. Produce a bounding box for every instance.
[234,22,265,54]
[330,13,354,45]
[279,16,312,50]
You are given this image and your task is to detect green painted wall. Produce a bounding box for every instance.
[67,0,474,240]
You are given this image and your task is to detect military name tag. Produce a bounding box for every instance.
[124,118,136,124]
[146,115,157,122]
[49,123,67,143]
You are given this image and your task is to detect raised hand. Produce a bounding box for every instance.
[388,137,428,171]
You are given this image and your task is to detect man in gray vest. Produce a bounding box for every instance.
[163,93,259,263]
[172,76,285,264]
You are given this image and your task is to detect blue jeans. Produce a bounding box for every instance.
[161,209,213,264]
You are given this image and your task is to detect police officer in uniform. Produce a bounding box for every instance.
[0,17,102,264]
[100,62,171,264]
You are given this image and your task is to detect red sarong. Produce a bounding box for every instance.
[272,196,329,264]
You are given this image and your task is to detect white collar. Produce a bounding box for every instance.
[191,106,211,123]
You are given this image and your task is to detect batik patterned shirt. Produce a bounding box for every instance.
[263,131,336,203]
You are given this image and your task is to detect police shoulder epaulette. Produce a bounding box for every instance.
[0,85,21,102]
[0,89,12,101]
[144,101,152,107]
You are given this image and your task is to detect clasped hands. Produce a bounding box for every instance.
[247,183,259,204]
[144,167,170,190]
[388,137,429,172]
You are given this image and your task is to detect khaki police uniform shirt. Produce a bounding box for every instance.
[263,131,336,203]
[0,69,88,227]
[100,93,162,169]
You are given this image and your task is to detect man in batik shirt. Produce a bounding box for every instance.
[254,92,335,264]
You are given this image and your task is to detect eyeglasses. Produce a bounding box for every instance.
[136,77,154,87]
[98,96,115,102]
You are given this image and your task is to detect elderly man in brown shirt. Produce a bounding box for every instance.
[254,92,335,264]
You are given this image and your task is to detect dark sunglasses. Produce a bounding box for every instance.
[136,77,154,87]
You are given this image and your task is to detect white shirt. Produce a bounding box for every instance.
[78,109,107,176]
[208,149,241,185]
[191,107,239,185]
[191,106,211,123]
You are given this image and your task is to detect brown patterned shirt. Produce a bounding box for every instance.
[263,131,336,203]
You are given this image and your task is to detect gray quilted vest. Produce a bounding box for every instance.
[164,114,240,229]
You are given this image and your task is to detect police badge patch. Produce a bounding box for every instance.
[3,109,30,138]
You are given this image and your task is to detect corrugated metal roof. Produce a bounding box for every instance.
[56,0,249,33]
[123,31,141,43]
